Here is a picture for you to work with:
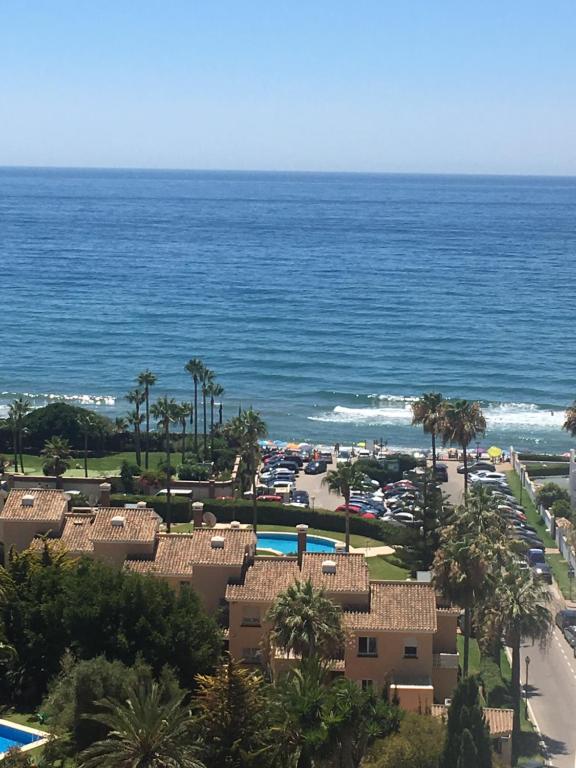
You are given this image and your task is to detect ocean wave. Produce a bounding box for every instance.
[308,401,566,430]
[0,391,116,407]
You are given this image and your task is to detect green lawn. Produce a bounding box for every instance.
[505,471,556,549]
[15,451,169,477]
[366,554,410,580]
[547,553,575,600]
[173,522,386,550]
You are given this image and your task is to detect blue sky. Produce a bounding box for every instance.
[1,1,575,174]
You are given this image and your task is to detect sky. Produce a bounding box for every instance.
[1,1,575,175]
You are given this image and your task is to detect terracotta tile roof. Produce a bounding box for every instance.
[300,553,369,594]
[343,582,437,632]
[89,507,159,543]
[182,529,256,566]
[432,705,513,736]
[1,489,67,523]
[60,514,95,552]
[125,529,256,577]
[226,558,300,602]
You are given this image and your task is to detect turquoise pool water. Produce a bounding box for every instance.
[257,532,336,554]
[0,721,42,754]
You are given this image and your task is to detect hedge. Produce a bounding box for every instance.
[526,464,569,477]
[109,494,415,547]
[519,453,569,463]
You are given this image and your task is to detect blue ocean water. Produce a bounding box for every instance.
[1,167,575,452]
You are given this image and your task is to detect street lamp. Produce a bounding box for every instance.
[311,495,315,512]
[524,655,531,717]
[568,566,574,602]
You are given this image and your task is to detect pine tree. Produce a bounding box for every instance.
[457,728,480,768]
[442,677,492,768]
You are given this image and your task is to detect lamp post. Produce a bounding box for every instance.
[568,566,574,602]
[524,655,531,718]
[311,495,315,513]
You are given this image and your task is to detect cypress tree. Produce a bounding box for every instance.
[442,677,492,768]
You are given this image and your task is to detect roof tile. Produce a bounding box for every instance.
[1,489,68,523]
[343,582,437,632]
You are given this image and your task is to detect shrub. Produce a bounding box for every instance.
[519,453,569,462]
[528,463,569,477]
[550,499,572,520]
[365,711,445,768]
[109,494,416,545]
[21,402,113,451]
[178,464,211,481]
[536,483,570,509]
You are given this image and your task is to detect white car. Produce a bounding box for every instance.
[272,480,294,492]
[337,448,353,465]
[356,448,371,459]
[471,471,507,481]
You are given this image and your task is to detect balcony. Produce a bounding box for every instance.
[433,653,459,669]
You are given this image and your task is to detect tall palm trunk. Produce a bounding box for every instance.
[344,489,351,552]
[210,396,215,459]
[463,606,471,678]
[251,456,258,533]
[144,385,150,469]
[219,401,223,425]
[510,631,522,765]
[193,379,199,453]
[181,419,187,462]
[134,424,142,467]
[165,423,172,534]
[203,389,208,458]
[12,429,19,473]
[431,430,437,473]
[462,443,469,498]
[84,430,89,478]
[18,429,25,474]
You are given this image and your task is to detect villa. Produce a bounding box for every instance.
[0,486,459,711]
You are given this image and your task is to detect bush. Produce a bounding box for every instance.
[519,453,569,462]
[536,483,570,509]
[551,499,572,520]
[528,463,570,477]
[21,402,113,451]
[178,464,211,481]
[109,494,416,546]
[365,712,445,768]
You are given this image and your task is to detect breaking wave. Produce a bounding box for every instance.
[0,391,116,409]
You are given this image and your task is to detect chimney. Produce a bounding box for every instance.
[99,482,112,506]
[22,494,35,507]
[321,559,337,575]
[192,502,204,528]
[111,515,125,528]
[335,542,346,554]
[136,501,147,509]
[210,535,225,549]
[296,524,308,567]
[230,520,241,529]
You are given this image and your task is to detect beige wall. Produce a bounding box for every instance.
[326,590,370,611]
[392,685,434,714]
[228,601,270,661]
[92,539,156,567]
[434,613,458,653]
[344,631,434,690]
[0,518,64,555]
[192,565,245,614]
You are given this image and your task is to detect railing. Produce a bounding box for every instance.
[433,653,459,669]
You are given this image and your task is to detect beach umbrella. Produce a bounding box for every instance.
[487,445,503,459]
[298,442,313,450]
[356,441,366,448]
[257,439,269,447]
[274,440,288,448]
[286,442,300,450]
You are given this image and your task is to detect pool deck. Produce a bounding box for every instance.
[0,718,50,756]
[254,529,394,558]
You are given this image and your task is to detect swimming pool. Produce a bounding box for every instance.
[0,719,48,755]
[257,532,337,554]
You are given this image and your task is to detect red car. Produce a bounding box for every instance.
[258,494,283,502]
[335,504,362,514]
[360,512,378,519]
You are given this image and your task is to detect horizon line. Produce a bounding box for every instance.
[0,163,575,180]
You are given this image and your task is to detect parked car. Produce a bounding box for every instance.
[336,448,353,465]
[258,494,283,502]
[305,460,327,475]
[531,562,553,584]
[361,512,378,519]
[458,461,496,474]
[277,460,300,474]
[283,453,304,467]
[563,625,576,648]
[293,490,310,506]
[155,489,193,497]
[526,548,546,565]
[434,462,449,482]
[556,609,576,630]
[393,511,416,524]
[335,504,362,514]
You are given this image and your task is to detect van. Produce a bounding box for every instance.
[526,548,545,566]
[556,609,576,630]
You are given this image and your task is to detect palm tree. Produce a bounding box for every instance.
[8,398,32,474]
[150,396,179,533]
[41,437,72,488]
[267,579,343,662]
[137,370,157,470]
[185,358,205,454]
[226,408,267,532]
[126,410,144,468]
[440,399,486,497]
[480,567,551,763]
[177,402,192,462]
[322,464,368,552]
[78,681,204,768]
[126,389,145,466]
[208,382,224,458]
[563,400,576,437]
[201,369,214,459]
[411,392,445,473]
[78,412,97,478]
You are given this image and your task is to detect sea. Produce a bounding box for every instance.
[1,167,575,453]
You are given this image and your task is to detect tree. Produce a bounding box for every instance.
[364,711,445,768]
[78,412,98,478]
[77,680,205,768]
[442,676,492,768]
[185,358,205,454]
[41,436,72,486]
[194,655,273,768]
[21,402,113,451]
[150,396,179,532]
[8,397,32,474]
[208,382,224,457]
[479,567,551,763]
[323,464,369,551]
[176,402,192,461]
[267,579,344,662]
[563,400,576,437]
[126,389,145,466]
[536,482,570,510]
[411,392,445,473]
[201,369,214,458]
[238,408,267,531]
[138,370,157,470]
[440,399,486,497]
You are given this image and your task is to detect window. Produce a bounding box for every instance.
[404,645,418,659]
[361,679,373,691]
[241,608,261,627]
[358,637,377,657]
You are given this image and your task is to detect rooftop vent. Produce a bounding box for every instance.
[230,521,241,529]
[22,494,35,507]
[321,559,337,575]
[136,501,147,509]
[111,515,125,527]
[72,519,84,526]
[334,542,346,552]
[210,535,225,549]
